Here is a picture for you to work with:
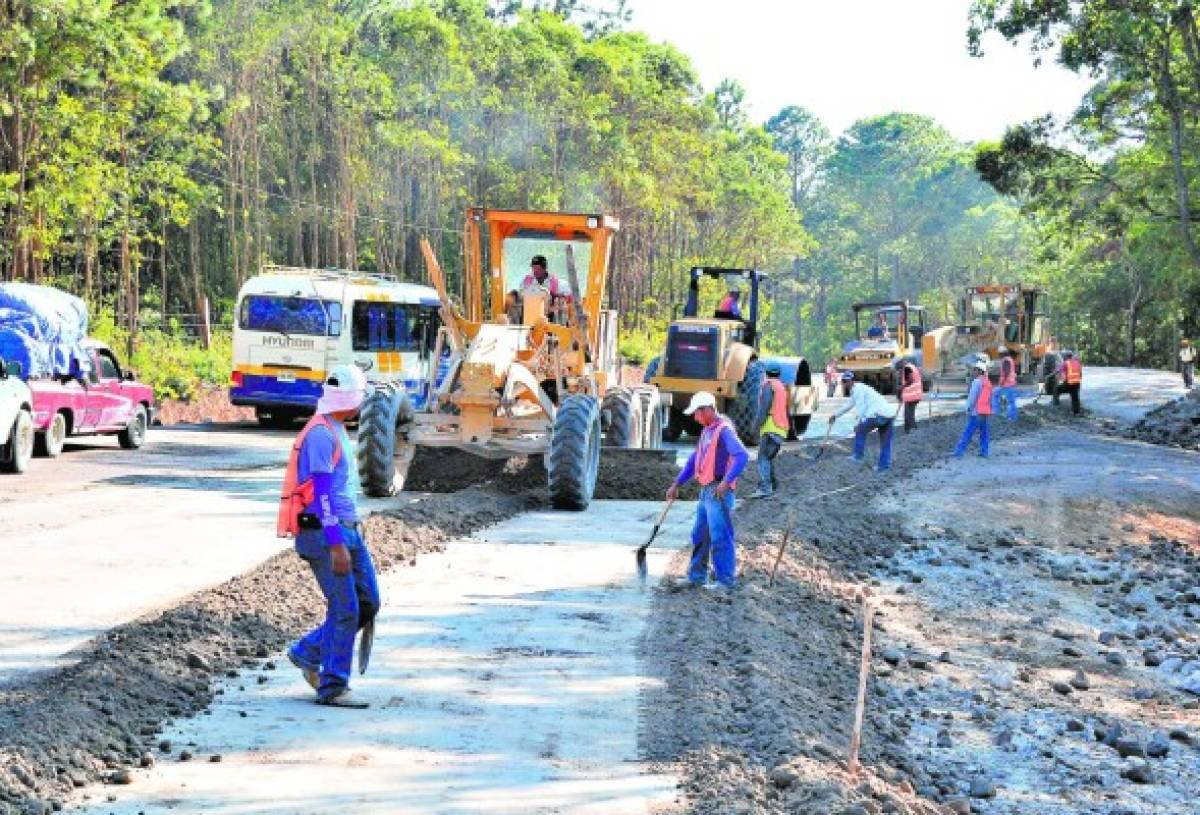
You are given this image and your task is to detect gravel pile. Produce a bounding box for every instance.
[1128,389,1200,450]
[640,410,1046,815]
[0,486,536,815]
[641,402,1200,814]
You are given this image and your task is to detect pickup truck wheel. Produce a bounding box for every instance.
[118,405,148,450]
[2,409,34,473]
[35,412,67,457]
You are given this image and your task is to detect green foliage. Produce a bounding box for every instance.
[90,309,232,402]
[969,0,1200,365]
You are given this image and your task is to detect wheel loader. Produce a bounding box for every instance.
[356,208,667,510]
[644,267,819,445]
[837,301,931,395]
[921,284,1059,391]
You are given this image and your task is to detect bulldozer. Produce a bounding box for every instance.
[644,266,819,444]
[355,208,667,510]
[921,284,1059,389]
[837,301,930,395]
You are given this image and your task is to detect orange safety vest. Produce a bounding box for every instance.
[1063,358,1082,385]
[765,378,790,430]
[901,363,923,403]
[696,416,736,487]
[277,415,343,538]
[975,377,994,415]
[999,357,1017,388]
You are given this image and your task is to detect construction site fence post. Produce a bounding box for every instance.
[847,596,876,776]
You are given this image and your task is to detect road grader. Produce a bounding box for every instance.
[921,284,1059,389]
[356,208,666,510]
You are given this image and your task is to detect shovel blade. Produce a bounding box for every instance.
[357,618,375,675]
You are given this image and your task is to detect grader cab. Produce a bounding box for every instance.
[356,208,666,510]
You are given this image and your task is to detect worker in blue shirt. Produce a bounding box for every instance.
[280,364,380,708]
[666,391,749,590]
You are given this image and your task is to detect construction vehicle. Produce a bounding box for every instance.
[356,208,666,510]
[645,267,819,444]
[921,284,1058,389]
[837,301,930,395]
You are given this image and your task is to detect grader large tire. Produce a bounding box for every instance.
[602,388,639,448]
[728,359,766,446]
[356,384,411,498]
[548,394,601,511]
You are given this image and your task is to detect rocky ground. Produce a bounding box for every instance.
[155,386,255,426]
[1127,388,1200,450]
[641,404,1200,814]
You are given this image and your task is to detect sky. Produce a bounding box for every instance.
[628,0,1094,143]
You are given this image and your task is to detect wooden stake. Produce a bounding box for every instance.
[847,597,876,776]
[768,524,794,587]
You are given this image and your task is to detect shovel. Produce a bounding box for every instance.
[812,418,837,460]
[635,498,675,579]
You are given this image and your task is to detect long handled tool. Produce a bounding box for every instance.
[635,498,675,579]
[768,484,856,585]
[812,417,837,460]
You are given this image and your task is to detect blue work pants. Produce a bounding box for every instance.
[289,525,381,698]
[954,414,991,457]
[991,386,1018,421]
[688,485,737,586]
[853,416,895,470]
[756,432,783,492]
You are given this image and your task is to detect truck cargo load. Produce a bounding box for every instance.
[0,282,90,380]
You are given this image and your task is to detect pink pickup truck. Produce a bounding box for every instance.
[29,339,155,457]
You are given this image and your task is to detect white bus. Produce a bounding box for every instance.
[230,267,441,426]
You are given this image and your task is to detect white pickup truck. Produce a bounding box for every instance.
[0,357,34,473]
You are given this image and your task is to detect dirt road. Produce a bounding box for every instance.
[0,367,1194,814]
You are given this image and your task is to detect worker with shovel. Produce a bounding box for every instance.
[750,362,789,499]
[828,371,895,472]
[665,391,749,590]
[954,361,993,458]
[279,364,380,709]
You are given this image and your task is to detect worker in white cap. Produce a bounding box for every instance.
[665,391,749,590]
[277,364,380,708]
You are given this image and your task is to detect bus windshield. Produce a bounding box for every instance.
[239,296,342,337]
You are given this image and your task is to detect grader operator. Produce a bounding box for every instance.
[356,208,667,510]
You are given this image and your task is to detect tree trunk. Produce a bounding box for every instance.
[1156,34,1200,268]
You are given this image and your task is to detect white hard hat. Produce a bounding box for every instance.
[316,364,368,414]
[683,391,718,416]
[973,361,989,373]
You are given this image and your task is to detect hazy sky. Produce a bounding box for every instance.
[629,0,1094,143]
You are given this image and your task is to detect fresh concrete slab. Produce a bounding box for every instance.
[70,500,691,814]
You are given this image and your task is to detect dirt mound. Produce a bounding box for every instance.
[157,385,255,426]
[1128,389,1200,449]
[639,410,1059,814]
[404,446,678,502]
[0,486,536,814]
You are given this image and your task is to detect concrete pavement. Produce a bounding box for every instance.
[70,502,689,815]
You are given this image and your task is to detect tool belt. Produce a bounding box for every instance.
[297,513,362,533]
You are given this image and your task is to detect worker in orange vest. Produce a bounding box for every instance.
[893,358,923,434]
[992,348,1019,422]
[954,361,993,458]
[666,391,749,590]
[279,364,379,708]
[1056,350,1083,415]
[750,362,789,499]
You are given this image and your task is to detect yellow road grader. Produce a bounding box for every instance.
[356,208,666,510]
[921,284,1059,388]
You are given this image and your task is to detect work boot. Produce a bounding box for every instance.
[287,650,319,691]
[749,487,774,499]
[667,577,703,591]
[315,688,370,709]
